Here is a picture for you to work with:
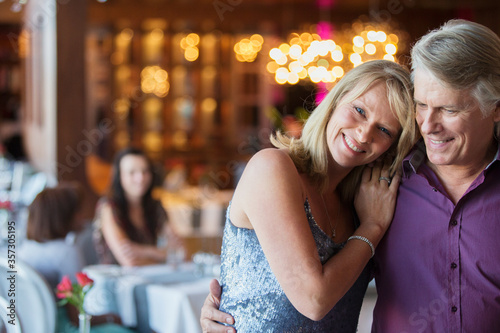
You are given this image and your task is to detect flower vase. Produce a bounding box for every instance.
[78,313,92,333]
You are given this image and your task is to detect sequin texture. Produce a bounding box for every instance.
[219,199,370,332]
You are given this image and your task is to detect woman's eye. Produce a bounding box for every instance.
[379,127,392,137]
[355,107,365,116]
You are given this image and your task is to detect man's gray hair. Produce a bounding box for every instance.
[411,19,500,137]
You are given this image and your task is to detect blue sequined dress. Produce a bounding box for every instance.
[219,199,370,332]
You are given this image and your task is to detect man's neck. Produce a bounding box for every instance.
[426,145,497,205]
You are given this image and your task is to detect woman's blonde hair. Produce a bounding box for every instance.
[271,60,417,203]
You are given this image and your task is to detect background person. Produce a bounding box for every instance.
[93,147,181,266]
[18,183,134,332]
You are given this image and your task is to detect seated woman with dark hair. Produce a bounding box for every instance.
[19,182,135,332]
[21,183,86,289]
[93,147,182,266]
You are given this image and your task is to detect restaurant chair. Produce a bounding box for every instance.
[74,222,99,265]
[0,258,56,333]
[0,296,22,333]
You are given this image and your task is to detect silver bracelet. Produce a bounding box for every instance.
[348,235,375,258]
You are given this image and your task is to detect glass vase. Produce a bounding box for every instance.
[78,313,92,333]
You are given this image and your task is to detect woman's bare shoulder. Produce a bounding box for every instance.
[246,148,295,173]
[231,149,305,228]
[238,148,302,192]
[99,199,118,226]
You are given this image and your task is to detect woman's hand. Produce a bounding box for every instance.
[118,240,145,265]
[354,162,401,235]
[200,279,235,333]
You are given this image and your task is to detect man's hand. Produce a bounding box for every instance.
[200,279,236,333]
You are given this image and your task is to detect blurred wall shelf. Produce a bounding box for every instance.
[86,21,274,190]
[0,25,21,135]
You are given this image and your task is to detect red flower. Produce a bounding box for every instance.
[56,275,73,299]
[56,272,95,315]
[76,272,94,287]
[0,200,12,211]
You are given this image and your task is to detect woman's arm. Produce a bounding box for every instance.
[232,149,399,320]
[100,203,166,266]
[118,238,167,265]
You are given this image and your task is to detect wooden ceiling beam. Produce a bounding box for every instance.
[87,1,367,32]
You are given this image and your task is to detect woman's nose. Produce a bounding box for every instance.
[357,123,374,144]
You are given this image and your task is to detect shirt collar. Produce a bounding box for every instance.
[485,143,500,170]
[402,139,500,177]
[402,140,426,177]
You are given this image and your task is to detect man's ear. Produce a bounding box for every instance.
[494,101,500,123]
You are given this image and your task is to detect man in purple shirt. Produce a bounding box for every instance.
[372,19,500,332]
[199,19,500,332]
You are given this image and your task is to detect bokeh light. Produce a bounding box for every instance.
[234,34,264,62]
[265,20,405,85]
[141,65,170,97]
[180,33,200,62]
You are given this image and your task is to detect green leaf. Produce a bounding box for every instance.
[57,299,68,307]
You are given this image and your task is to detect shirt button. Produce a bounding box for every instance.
[432,188,438,192]
[451,263,457,269]
[450,220,458,226]
[451,306,458,312]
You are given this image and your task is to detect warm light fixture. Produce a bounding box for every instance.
[180,33,200,62]
[266,19,406,85]
[234,34,264,62]
[141,65,170,97]
[267,32,345,85]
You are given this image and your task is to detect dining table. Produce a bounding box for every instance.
[83,261,218,333]
[83,261,378,332]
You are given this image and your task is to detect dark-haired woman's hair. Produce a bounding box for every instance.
[26,182,83,242]
[107,147,164,243]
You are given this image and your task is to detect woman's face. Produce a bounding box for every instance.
[326,81,401,170]
[119,154,152,200]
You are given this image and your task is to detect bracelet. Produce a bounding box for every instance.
[348,235,375,258]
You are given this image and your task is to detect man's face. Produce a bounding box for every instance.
[414,69,500,169]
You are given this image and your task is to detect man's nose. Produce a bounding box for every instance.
[418,108,440,134]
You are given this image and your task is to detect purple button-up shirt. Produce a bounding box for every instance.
[372,141,500,333]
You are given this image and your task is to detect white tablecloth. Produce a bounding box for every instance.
[147,278,212,333]
[83,263,213,332]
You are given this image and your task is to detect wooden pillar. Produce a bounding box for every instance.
[56,0,97,218]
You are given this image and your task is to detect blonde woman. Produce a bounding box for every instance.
[201,60,417,332]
